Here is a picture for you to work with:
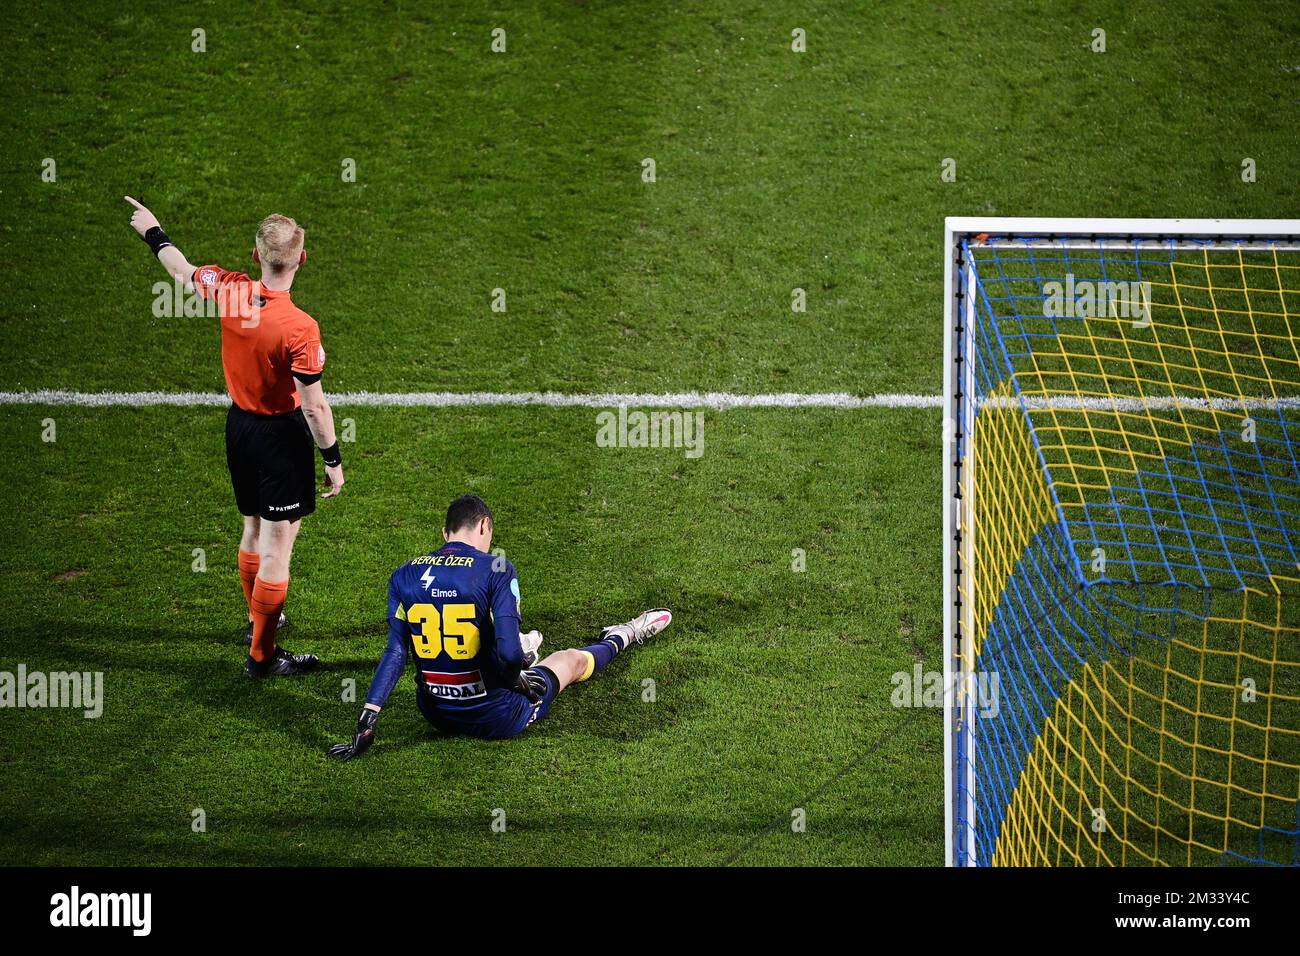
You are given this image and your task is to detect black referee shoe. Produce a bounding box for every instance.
[244,611,289,645]
[244,645,320,678]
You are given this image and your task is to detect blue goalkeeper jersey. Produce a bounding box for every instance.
[365,541,525,726]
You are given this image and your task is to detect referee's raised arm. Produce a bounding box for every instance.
[125,196,196,288]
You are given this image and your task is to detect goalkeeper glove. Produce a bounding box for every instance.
[515,668,548,704]
[328,707,378,761]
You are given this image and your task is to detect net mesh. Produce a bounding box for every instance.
[955,234,1300,866]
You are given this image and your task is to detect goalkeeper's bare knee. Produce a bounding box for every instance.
[537,648,588,689]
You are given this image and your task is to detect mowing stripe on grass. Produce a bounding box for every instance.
[4,391,1300,411]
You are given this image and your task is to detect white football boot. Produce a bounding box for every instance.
[600,608,673,648]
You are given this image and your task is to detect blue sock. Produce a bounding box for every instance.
[574,634,626,681]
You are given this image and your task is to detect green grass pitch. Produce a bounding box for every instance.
[0,1,1297,865]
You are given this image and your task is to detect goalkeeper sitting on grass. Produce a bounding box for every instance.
[329,494,671,759]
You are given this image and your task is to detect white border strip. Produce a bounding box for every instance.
[0,390,944,410]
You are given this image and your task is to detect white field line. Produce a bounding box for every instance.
[991,395,1300,413]
[0,390,942,410]
[1,390,1298,412]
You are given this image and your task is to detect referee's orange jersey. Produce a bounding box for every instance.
[192,264,326,416]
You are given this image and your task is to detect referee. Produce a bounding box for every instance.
[127,197,344,677]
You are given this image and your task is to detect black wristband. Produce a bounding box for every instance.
[319,441,342,468]
[141,226,173,256]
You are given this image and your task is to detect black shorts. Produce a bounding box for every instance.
[225,404,316,522]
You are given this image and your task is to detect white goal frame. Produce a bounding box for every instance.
[941,217,1300,867]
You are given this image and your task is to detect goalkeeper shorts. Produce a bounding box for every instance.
[416,666,560,739]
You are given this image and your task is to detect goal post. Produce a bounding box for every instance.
[944,218,1300,866]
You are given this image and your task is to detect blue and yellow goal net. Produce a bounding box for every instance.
[952,229,1300,866]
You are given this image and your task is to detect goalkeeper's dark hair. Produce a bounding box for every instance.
[445,494,493,533]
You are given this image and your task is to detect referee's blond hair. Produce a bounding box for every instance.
[255,214,305,272]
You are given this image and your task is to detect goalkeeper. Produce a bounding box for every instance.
[329,494,671,759]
